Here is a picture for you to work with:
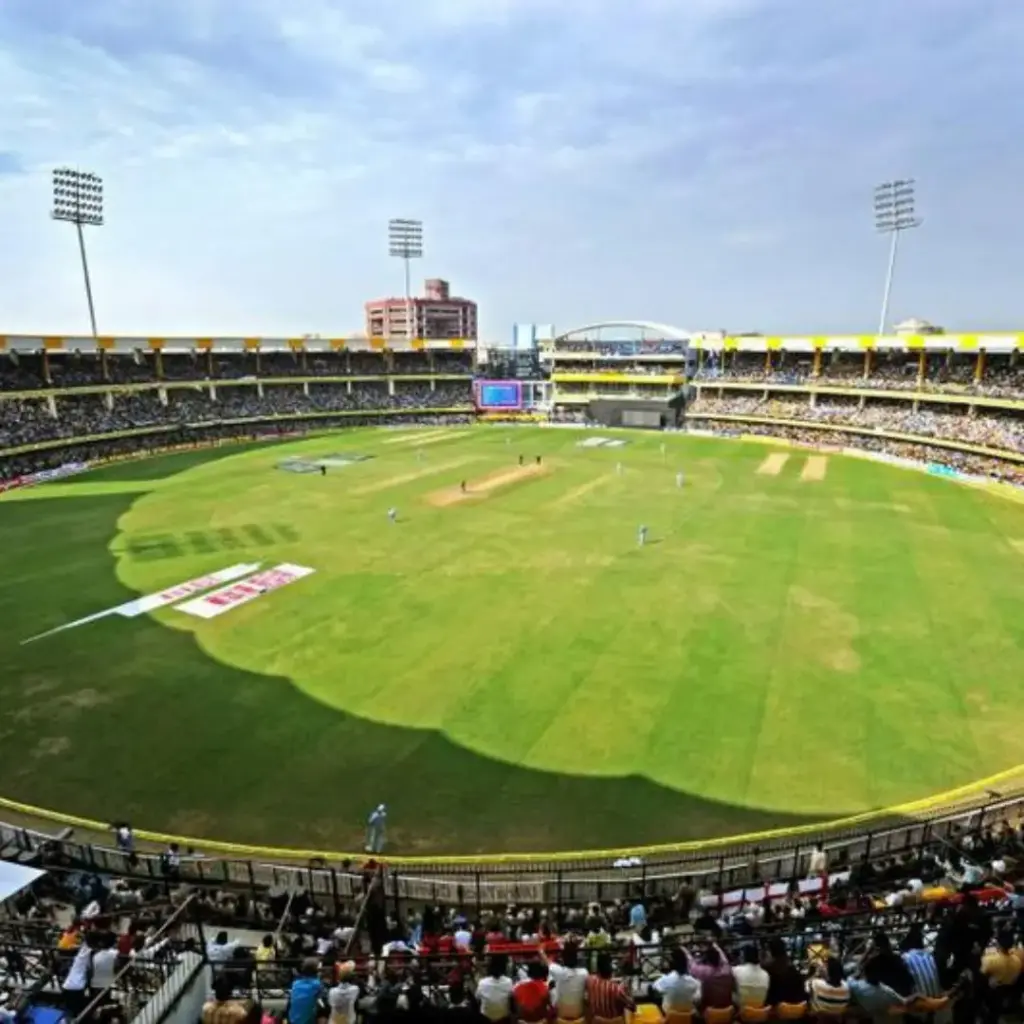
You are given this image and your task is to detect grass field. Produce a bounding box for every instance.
[3,424,1024,856]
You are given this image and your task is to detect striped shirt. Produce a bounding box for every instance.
[808,979,850,1014]
[585,975,636,1019]
[902,949,941,998]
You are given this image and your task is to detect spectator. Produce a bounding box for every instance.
[688,940,733,1008]
[327,961,360,1024]
[651,946,702,1014]
[764,937,807,1006]
[732,944,770,1007]
[202,974,253,1024]
[475,954,514,1023]
[542,943,587,1020]
[208,930,241,963]
[808,957,850,1015]
[585,952,635,1020]
[848,958,908,1024]
[287,958,326,1024]
[512,961,550,1023]
[901,923,943,998]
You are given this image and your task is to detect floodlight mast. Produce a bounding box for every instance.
[51,168,104,338]
[873,179,921,335]
[388,218,423,339]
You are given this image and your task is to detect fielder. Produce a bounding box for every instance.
[638,524,648,547]
[387,507,397,523]
[365,804,387,853]
[616,461,623,476]
[676,471,685,488]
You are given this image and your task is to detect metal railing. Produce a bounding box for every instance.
[5,791,1024,921]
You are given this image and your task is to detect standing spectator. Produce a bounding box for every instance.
[981,928,1021,1023]
[808,958,850,1015]
[651,946,702,1014]
[202,974,252,1024]
[901,924,942,998]
[62,934,96,1020]
[808,843,828,878]
[327,962,360,1024]
[287,959,326,1024]
[208,931,241,963]
[475,954,514,1023]
[733,944,770,1007]
[90,933,120,998]
[585,952,635,1020]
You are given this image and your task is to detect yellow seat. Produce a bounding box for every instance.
[739,1007,771,1024]
[633,1008,664,1024]
[665,1013,693,1024]
[911,998,950,1015]
[705,1009,735,1024]
[777,1003,809,1021]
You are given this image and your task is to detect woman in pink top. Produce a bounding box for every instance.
[687,942,734,1008]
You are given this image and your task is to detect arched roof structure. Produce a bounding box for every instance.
[554,320,696,341]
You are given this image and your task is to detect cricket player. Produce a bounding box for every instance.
[387,507,397,523]
[616,461,623,476]
[365,804,387,853]
[676,471,684,488]
[638,524,648,547]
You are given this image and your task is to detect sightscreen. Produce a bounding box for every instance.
[474,379,523,410]
[622,409,662,428]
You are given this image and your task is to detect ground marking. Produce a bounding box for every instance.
[379,429,451,446]
[548,473,615,510]
[350,456,482,496]
[756,452,789,476]
[426,463,549,507]
[405,431,460,448]
[801,456,828,482]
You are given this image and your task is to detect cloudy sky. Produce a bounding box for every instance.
[0,0,1021,339]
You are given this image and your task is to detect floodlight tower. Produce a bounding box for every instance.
[52,168,104,337]
[388,218,423,338]
[873,179,921,335]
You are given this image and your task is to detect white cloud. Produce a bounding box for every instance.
[0,0,1022,336]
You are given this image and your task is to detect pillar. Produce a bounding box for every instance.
[101,348,109,381]
[917,350,926,386]
[158,387,167,406]
[863,351,872,378]
[812,349,822,377]
[42,349,51,384]
[301,349,308,371]
[155,350,164,379]
[104,392,114,411]
[764,349,772,374]
[46,395,57,417]
[303,381,309,397]
[257,382,264,398]
[975,350,985,384]
[206,350,213,377]
[387,378,395,396]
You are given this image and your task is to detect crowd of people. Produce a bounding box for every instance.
[691,353,1024,401]
[687,395,1024,456]
[0,351,474,391]
[6,810,1024,1024]
[0,382,474,453]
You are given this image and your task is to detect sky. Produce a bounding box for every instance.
[0,0,1022,340]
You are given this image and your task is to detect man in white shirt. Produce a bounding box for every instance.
[453,920,472,950]
[206,931,241,963]
[808,843,828,878]
[328,962,361,1024]
[90,934,120,994]
[476,959,514,1022]
[653,948,702,1013]
[62,938,96,1017]
[540,945,588,1019]
[733,945,770,1007]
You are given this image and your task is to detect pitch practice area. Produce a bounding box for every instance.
[3,425,1024,857]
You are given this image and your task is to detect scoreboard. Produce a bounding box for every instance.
[474,379,523,411]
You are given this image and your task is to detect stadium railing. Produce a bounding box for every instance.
[4,789,1023,919]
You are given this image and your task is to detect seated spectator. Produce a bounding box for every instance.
[808,957,849,1015]
[849,958,908,1023]
[541,943,587,1019]
[651,946,702,1013]
[764,937,807,1006]
[688,940,733,1008]
[585,952,635,1020]
[900,924,942,998]
[732,944,769,1007]
[476,954,514,1023]
[512,961,551,1023]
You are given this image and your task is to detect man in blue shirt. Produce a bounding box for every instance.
[849,960,909,1024]
[287,959,325,1024]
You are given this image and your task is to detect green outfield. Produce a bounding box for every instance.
[3,425,1024,855]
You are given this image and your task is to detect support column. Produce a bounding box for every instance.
[303,381,309,397]
[764,349,772,374]
[157,387,167,406]
[388,378,395,396]
[975,350,985,384]
[101,348,109,381]
[812,348,822,377]
[917,350,926,386]
[104,392,114,411]
[257,382,264,398]
[206,350,213,377]
[43,350,51,384]
[864,350,872,378]
[155,350,164,379]
[46,395,57,417]
[301,349,308,371]
[209,385,216,401]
